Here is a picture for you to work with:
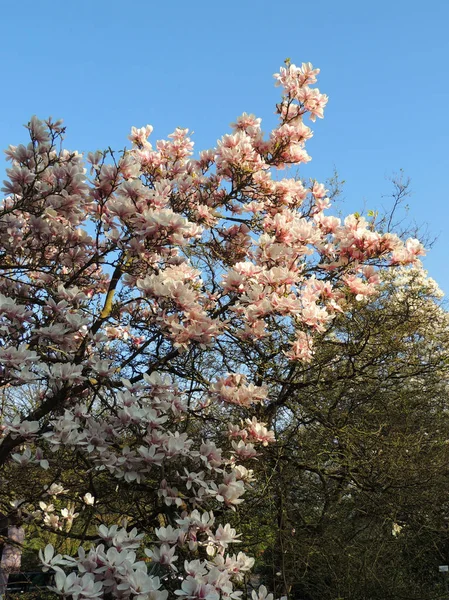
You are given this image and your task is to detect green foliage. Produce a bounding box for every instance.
[7,592,59,600]
[246,269,449,599]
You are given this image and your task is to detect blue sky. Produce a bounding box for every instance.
[1,0,448,294]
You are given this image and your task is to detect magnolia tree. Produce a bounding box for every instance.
[0,62,424,600]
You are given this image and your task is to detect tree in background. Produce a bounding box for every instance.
[246,267,449,599]
[0,62,424,600]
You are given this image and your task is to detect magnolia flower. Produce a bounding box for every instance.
[11,447,33,466]
[35,447,49,469]
[117,570,159,598]
[209,478,245,508]
[232,464,256,483]
[75,573,103,599]
[7,417,40,438]
[83,492,95,505]
[39,501,55,512]
[176,510,215,531]
[175,576,219,600]
[46,483,68,497]
[44,513,62,530]
[39,544,64,572]
[98,524,144,549]
[61,506,79,524]
[145,543,178,570]
[51,571,81,597]
[212,523,241,549]
[231,440,259,460]
[155,525,181,544]
[42,362,84,383]
[183,559,208,578]
[252,585,274,600]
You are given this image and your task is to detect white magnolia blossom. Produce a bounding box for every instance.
[82,492,95,505]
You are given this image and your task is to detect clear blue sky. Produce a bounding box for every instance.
[1,0,448,294]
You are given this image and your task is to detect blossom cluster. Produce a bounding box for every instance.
[38,520,263,600]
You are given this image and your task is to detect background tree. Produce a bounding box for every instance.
[247,268,449,599]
